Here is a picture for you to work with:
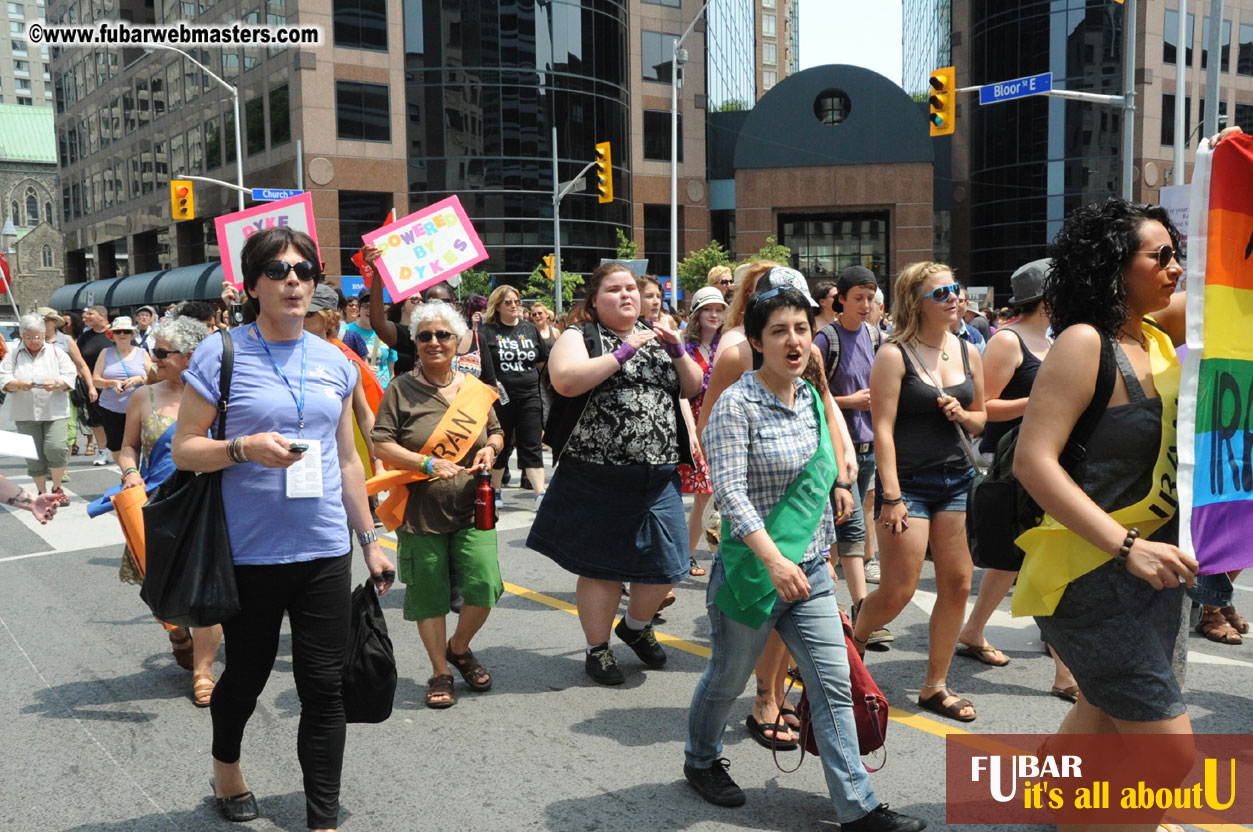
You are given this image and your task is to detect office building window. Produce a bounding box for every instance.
[642,31,679,83]
[16,78,30,92]
[333,0,387,51]
[1236,103,1253,133]
[763,14,776,37]
[763,42,776,66]
[225,111,236,161]
[762,0,775,7]
[205,115,221,168]
[643,110,682,162]
[642,0,679,5]
[246,95,265,155]
[763,70,777,90]
[335,80,390,141]
[1164,10,1195,66]
[269,84,290,146]
[1202,18,1232,72]
[1160,93,1191,146]
[7,2,23,16]
[1240,24,1253,75]
[1198,99,1228,131]
[14,58,29,73]
[187,124,202,174]
[338,191,391,274]
[12,38,26,54]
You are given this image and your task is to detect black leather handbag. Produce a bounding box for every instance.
[343,581,398,723]
[140,331,240,628]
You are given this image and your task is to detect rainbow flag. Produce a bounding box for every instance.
[1178,133,1253,574]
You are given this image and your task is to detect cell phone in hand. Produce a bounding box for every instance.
[289,441,309,453]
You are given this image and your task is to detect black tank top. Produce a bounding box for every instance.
[895,339,975,475]
[979,329,1043,454]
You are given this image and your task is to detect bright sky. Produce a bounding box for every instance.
[798,0,903,87]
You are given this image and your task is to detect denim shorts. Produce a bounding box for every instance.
[894,462,975,521]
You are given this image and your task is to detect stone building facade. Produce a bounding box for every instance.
[1,103,62,314]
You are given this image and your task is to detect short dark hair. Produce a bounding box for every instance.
[1046,198,1179,338]
[357,289,371,304]
[813,280,837,303]
[422,281,454,302]
[176,300,216,324]
[240,227,320,317]
[745,287,815,346]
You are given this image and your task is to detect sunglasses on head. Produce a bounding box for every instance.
[924,283,961,303]
[262,259,320,282]
[416,330,455,343]
[151,348,182,359]
[1138,244,1178,269]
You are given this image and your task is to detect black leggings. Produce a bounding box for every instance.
[493,392,544,471]
[211,552,351,830]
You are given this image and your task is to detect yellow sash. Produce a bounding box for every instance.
[365,374,498,531]
[1012,321,1180,617]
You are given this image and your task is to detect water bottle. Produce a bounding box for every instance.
[474,469,496,531]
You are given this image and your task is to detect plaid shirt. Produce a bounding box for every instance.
[704,372,835,563]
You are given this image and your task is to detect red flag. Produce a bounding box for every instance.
[351,249,373,287]
[0,251,10,293]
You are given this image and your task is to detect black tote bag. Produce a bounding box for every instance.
[343,581,397,723]
[140,331,240,628]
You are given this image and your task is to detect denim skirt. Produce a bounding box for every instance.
[527,458,688,584]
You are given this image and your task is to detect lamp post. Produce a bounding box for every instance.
[670,0,711,313]
[142,45,245,211]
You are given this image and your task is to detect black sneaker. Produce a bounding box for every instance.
[614,619,667,667]
[585,643,624,685]
[841,804,927,832]
[683,758,746,807]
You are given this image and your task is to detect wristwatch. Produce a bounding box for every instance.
[356,529,378,546]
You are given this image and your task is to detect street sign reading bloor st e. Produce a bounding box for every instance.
[979,72,1053,105]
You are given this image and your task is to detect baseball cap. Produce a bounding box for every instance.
[308,284,338,313]
[762,266,819,307]
[690,286,728,314]
[136,305,157,316]
[1009,259,1051,305]
[836,265,878,296]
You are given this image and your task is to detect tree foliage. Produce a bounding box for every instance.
[615,228,639,260]
[525,264,584,308]
[752,235,793,267]
[454,268,494,299]
[676,239,733,293]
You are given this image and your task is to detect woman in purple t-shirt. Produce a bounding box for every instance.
[173,227,395,829]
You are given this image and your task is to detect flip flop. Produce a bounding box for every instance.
[746,715,798,750]
[955,641,1010,667]
[1050,685,1079,703]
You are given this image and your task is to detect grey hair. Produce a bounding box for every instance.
[874,288,885,305]
[19,313,44,333]
[153,315,211,354]
[409,300,467,342]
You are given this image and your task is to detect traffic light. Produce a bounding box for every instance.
[170,179,195,220]
[595,141,613,204]
[542,254,555,280]
[928,66,956,137]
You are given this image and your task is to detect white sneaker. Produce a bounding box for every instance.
[864,558,881,584]
[533,491,546,511]
[93,449,110,466]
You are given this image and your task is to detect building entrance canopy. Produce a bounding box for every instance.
[49,262,226,312]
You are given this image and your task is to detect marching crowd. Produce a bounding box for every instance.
[1,162,1245,830]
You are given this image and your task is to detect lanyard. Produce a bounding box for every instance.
[252,324,307,434]
[113,346,133,380]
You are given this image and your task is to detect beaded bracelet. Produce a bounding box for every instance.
[423,456,436,476]
[1111,527,1140,571]
[121,467,140,480]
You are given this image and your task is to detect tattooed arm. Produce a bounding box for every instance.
[0,476,58,524]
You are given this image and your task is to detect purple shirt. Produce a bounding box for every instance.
[828,322,875,444]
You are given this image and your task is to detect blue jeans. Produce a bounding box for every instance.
[685,557,879,822]
[836,448,877,555]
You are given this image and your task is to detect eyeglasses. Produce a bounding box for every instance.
[501,299,521,307]
[262,259,320,282]
[924,283,961,303]
[717,279,733,286]
[1138,244,1178,269]
[416,330,455,343]
[151,348,183,359]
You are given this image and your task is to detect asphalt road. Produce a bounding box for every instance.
[1,453,1249,832]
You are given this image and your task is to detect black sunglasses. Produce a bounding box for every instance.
[718,278,733,286]
[262,259,320,282]
[151,348,182,359]
[1138,244,1177,270]
[416,330,455,343]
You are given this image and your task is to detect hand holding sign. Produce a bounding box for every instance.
[360,195,488,302]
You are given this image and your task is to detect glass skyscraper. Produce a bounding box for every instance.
[902,0,951,97]
[707,0,756,110]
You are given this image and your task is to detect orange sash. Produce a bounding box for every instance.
[365,374,498,531]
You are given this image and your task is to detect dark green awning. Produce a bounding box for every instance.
[50,263,226,312]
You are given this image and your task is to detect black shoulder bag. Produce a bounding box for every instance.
[140,330,241,628]
[343,581,397,723]
[967,336,1117,571]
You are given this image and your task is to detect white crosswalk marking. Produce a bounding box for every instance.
[0,475,125,560]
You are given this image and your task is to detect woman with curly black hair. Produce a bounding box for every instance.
[1012,196,1194,752]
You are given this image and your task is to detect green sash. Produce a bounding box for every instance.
[714,380,837,628]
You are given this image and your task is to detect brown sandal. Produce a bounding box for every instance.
[193,674,215,708]
[1221,605,1249,635]
[168,627,194,669]
[446,642,492,691]
[1197,607,1243,644]
[918,685,977,722]
[426,674,456,708]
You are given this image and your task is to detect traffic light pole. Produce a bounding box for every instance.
[550,125,599,315]
[176,174,251,197]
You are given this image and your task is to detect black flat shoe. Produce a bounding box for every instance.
[215,790,259,822]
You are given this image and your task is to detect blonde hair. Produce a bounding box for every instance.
[722,260,779,331]
[484,285,521,325]
[706,264,732,287]
[888,261,954,346]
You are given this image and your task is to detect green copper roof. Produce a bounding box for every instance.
[0,104,56,164]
